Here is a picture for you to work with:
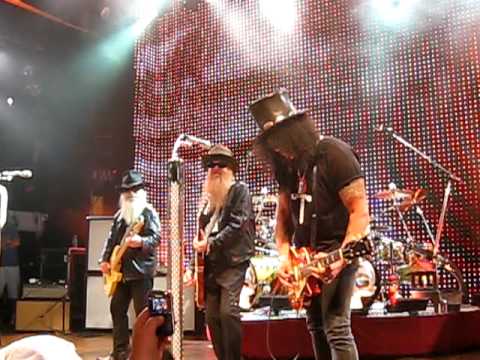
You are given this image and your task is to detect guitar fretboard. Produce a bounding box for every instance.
[315,250,343,267]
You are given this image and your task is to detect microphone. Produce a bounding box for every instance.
[180,134,212,150]
[376,124,393,133]
[0,169,33,179]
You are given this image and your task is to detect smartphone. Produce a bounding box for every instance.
[148,290,174,337]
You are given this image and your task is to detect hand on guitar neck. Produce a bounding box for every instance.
[193,228,209,254]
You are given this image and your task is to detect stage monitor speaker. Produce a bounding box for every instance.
[16,300,70,332]
[86,216,113,271]
[85,275,194,331]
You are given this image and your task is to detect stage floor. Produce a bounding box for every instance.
[0,332,480,360]
[1,305,480,359]
[1,332,480,360]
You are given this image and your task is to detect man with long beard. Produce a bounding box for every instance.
[193,144,255,360]
[249,89,371,360]
[99,170,161,360]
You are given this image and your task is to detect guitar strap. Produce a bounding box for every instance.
[310,164,318,249]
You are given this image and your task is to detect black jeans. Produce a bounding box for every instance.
[110,277,153,359]
[306,263,358,360]
[205,262,248,360]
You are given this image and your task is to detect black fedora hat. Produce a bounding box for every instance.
[201,144,238,173]
[117,169,145,191]
[249,88,307,134]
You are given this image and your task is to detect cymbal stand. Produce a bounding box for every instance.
[414,205,435,244]
[391,197,415,245]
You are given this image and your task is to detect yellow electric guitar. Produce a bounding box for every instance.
[104,217,145,297]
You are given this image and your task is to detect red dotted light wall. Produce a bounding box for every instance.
[133,0,480,300]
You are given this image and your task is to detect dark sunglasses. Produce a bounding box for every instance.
[207,161,229,169]
[121,185,143,193]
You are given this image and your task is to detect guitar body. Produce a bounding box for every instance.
[285,237,373,310]
[103,219,144,297]
[195,251,205,309]
[104,245,124,297]
[289,247,322,310]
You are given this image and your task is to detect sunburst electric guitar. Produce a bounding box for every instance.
[285,236,373,310]
[104,217,145,297]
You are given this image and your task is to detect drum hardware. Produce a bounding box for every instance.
[239,255,280,310]
[255,246,278,257]
[377,126,463,313]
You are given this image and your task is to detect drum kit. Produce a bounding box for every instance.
[240,181,463,313]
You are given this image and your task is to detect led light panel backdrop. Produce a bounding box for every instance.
[133,0,479,300]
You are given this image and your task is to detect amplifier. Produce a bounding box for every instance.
[16,300,70,332]
[22,284,68,299]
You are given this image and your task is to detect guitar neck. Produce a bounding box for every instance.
[314,249,343,268]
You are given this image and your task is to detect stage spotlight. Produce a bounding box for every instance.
[129,0,168,35]
[370,0,419,26]
[259,0,297,33]
[6,97,14,107]
[131,0,166,21]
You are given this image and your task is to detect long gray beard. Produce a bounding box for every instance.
[119,190,148,225]
[204,174,234,211]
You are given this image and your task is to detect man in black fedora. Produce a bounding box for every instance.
[193,144,255,360]
[249,89,371,360]
[98,169,161,360]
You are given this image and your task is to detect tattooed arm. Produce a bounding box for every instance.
[338,177,370,247]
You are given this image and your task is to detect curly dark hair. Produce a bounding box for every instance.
[253,114,319,188]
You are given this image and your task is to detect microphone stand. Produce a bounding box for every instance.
[168,133,211,360]
[168,135,187,360]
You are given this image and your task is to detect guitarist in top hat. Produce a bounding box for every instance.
[99,170,161,360]
[193,144,255,360]
[249,89,371,360]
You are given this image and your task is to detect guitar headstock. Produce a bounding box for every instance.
[342,236,373,260]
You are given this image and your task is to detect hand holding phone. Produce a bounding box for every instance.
[148,290,174,337]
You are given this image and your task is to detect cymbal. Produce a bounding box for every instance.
[375,188,413,201]
[399,188,427,212]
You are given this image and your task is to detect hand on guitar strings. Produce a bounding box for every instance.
[276,255,294,289]
[126,234,143,248]
[100,261,111,275]
[193,229,209,253]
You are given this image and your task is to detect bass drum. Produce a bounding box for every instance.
[350,258,381,311]
[239,255,280,311]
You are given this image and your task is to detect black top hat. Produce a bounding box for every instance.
[201,144,238,173]
[249,88,307,133]
[118,169,145,191]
